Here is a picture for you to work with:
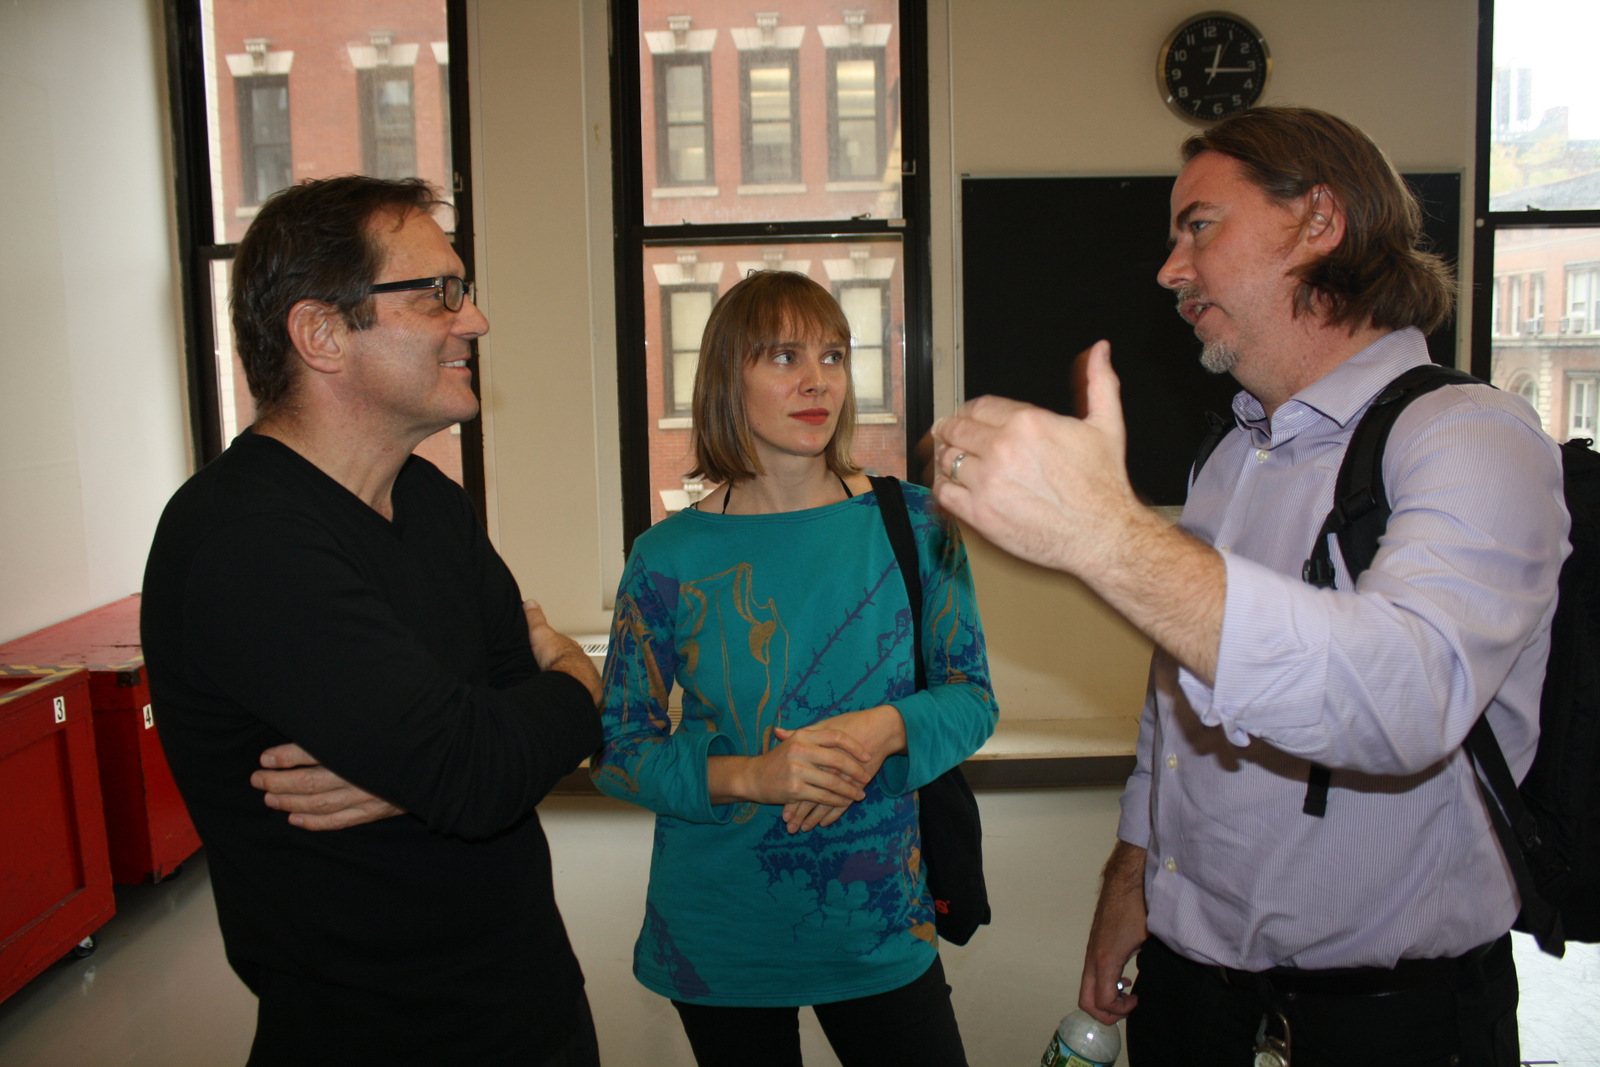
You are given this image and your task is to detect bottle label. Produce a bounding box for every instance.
[1041,1033,1114,1067]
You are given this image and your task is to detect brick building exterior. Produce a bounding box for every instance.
[635,0,909,524]
[205,0,461,484]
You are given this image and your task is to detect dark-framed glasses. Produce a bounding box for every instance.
[367,275,476,312]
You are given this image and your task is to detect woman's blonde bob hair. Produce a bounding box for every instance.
[688,270,860,485]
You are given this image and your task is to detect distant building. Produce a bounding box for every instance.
[636,0,908,523]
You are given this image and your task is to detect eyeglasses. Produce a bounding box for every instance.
[366,275,476,312]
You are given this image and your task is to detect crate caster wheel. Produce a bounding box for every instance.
[71,935,97,959]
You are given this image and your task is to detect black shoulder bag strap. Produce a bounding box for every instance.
[868,475,991,945]
[869,475,925,689]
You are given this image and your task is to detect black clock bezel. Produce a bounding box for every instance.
[1157,11,1271,126]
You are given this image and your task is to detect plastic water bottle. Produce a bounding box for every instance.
[1040,1008,1121,1067]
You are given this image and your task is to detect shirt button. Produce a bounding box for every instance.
[1255,448,1269,463]
[1166,755,1178,769]
[1165,858,1177,873]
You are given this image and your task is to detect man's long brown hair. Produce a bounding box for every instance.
[1183,107,1455,335]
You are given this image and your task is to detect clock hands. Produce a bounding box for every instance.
[1205,40,1255,82]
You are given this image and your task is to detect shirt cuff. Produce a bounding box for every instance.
[1179,552,1331,747]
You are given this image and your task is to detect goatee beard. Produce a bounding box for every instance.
[1200,342,1240,375]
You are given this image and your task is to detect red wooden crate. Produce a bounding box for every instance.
[0,669,115,1005]
[0,596,201,884]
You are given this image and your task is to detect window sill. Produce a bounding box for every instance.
[736,183,807,195]
[651,185,720,199]
[857,411,899,425]
[657,416,693,430]
[824,180,894,192]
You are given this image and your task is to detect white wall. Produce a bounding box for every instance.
[0,0,189,644]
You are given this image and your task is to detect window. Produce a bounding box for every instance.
[661,278,719,417]
[829,50,886,182]
[434,42,453,183]
[1509,371,1539,407]
[1569,375,1598,438]
[1474,0,1600,450]
[619,0,924,536]
[659,53,716,187]
[834,276,891,411]
[236,73,291,207]
[169,1,480,505]
[741,51,800,185]
[1568,265,1600,334]
[359,66,418,179]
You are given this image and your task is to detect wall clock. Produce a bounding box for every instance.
[1158,12,1271,124]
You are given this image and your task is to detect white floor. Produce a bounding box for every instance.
[0,788,1596,1066]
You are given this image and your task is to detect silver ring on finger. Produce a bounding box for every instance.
[950,452,966,483]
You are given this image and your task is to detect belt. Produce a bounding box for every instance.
[1151,933,1510,999]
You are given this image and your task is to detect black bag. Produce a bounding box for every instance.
[869,475,992,946]
[1198,363,1600,957]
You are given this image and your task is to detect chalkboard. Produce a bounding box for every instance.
[960,172,1461,505]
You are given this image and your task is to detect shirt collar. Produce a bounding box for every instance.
[1230,327,1433,441]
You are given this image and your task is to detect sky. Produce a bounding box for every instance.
[1495,0,1600,139]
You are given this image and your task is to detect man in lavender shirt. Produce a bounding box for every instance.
[930,108,1569,1064]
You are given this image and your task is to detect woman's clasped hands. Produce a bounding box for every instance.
[774,704,906,834]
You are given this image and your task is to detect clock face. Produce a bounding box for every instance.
[1159,12,1271,124]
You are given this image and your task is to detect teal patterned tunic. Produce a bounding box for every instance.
[591,481,997,1006]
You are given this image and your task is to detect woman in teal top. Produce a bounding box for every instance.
[591,271,996,1066]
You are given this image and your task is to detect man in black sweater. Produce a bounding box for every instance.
[142,176,604,1066]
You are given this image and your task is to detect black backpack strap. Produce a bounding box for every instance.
[1300,364,1480,817]
[869,476,925,690]
[1303,364,1479,589]
[1465,714,1567,955]
[1190,410,1234,486]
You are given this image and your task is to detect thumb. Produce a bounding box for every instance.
[1075,341,1126,445]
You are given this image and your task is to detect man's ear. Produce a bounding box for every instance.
[1303,184,1345,250]
[285,299,347,376]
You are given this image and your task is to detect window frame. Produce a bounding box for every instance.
[1568,373,1599,438]
[164,0,486,516]
[739,48,801,186]
[661,281,721,416]
[834,277,892,412]
[653,51,715,188]
[235,72,292,207]
[359,65,420,180]
[612,0,931,550]
[827,46,887,183]
[1471,0,1600,379]
[1567,263,1600,335]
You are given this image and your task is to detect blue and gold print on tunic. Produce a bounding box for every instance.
[592,485,995,1007]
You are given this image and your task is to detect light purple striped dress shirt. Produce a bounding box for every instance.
[1118,327,1570,971]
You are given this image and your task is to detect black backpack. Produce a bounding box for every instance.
[1193,363,1600,957]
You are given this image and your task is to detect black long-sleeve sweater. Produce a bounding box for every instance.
[142,430,601,1066]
